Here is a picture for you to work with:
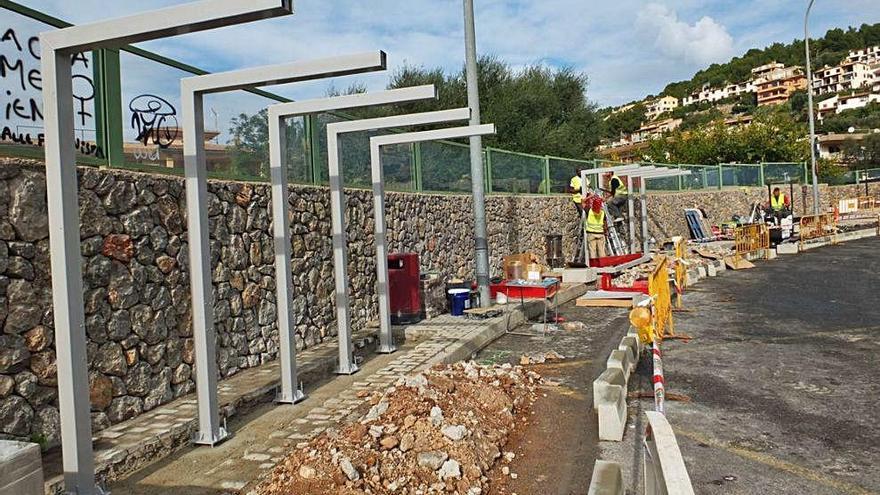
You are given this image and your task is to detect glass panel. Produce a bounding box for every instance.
[721,164,761,187]
[204,90,277,182]
[679,165,708,190]
[762,162,804,185]
[282,115,310,184]
[1,12,101,163]
[490,149,543,194]
[550,158,592,194]
[119,51,190,174]
[420,140,471,193]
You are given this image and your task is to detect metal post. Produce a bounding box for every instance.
[268,114,305,404]
[641,179,650,254]
[805,0,821,214]
[627,175,636,253]
[182,88,228,445]
[370,144,396,353]
[326,130,359,373]
[43,48,101,495]
[463,0,491,307]
[38,1,295,489]
[370,124,496,339]
[542,156,551,194]
[325,108,471,373]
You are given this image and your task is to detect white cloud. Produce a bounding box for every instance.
[636,3,735,66]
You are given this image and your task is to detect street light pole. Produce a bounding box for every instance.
[805,0,821,214]
[463,0,491,307]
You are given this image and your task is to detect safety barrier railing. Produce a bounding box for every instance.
[647,256,674,341]
[734,223,770,264]
[673,239,687,309]
[799,214,838,249]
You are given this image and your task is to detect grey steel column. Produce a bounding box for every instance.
[328,132,359,374]
[463,0,491,307]
[182,88,227,445]
[370,144,396,353]
[641,180,650,254]
[805,0,821,214]
[268,115,305,403]
[627,175,636,253]
[43,50,100,495]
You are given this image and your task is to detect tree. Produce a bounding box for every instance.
[643,112,809,165]
[227,109,270,178]
[842,132,880,168]
[600,104,646,139]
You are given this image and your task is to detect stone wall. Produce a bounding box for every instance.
[638,182,880,242]
[0,157,873,448]
[0,158,579,448]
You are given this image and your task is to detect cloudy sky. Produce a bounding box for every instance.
[4,0,880,140]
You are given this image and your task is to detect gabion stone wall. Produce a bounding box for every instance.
[0,159,579,448]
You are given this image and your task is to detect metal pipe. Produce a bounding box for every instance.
[805,0,820,214]
[463,0,491,307]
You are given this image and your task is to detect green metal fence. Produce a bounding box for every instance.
[0,1,843,197]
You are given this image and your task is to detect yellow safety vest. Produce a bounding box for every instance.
[570,176,583,203]
[771,193,786,211]
[611,175,628,197]
[585,210,605,234]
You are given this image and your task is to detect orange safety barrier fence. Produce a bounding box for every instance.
[734,223,770,263]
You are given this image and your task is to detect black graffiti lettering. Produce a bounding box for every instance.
[5,96,41,122]
[1,54,26,91]
[1,126,32,144]
[71,52,89,69]
[1,28,22,51]
[71,74,94,127]
[2,127,103,158]
[27,69,40,91]
[129,94,179,149]
[27,36,39,60]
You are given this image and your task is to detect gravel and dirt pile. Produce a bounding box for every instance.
[257,362,541,495]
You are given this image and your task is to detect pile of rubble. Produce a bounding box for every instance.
[257,362,541,495]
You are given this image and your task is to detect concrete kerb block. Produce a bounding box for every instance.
[0,441,44,495]
[593,368,626,409]
[697,266,707,278]
[588,460,625,495]
[686,269,700,285]
[606,349,632,382]
[706,263,717,277]
[596,384,627,441]
[715,259,726,272]
[626,327,643,356]
[776,243,799,255]
[618,336,639,373]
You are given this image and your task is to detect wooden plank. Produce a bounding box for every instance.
[576,297,633,308]
[724,256,755,270]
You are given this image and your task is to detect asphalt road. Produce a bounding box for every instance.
[658,238,880,494]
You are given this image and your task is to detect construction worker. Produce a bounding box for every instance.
[570,170,589,263]
[606,173,628,223]
[768,187,791,222]
[585,196,607,262]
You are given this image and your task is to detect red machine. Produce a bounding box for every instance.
[388,253,422,324]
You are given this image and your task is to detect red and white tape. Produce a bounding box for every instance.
[651,343,665,415]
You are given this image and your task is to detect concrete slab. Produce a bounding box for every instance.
[0,441,43,495]
[587,460,624,495]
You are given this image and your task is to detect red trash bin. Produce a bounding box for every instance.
[388,253,422,324]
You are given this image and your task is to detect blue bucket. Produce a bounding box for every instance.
[448,289,471,316]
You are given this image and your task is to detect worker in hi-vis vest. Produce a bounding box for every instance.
[570,169,590,263]
[606,173,628,223]
[768,187,791,222]
[585,196,607,262]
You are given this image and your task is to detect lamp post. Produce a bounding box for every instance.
[463,0,491,307]
[805,0,820,214]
